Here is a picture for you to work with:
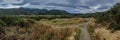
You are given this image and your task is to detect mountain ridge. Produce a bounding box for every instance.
[0,7,71,15]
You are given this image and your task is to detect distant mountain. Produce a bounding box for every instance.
[0,8,70,15]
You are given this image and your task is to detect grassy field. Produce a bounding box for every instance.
[0,16,87,40]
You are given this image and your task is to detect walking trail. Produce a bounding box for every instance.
[79,22,91,40]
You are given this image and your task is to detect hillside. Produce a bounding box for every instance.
[98,3,120,30]
[0,8,70,15]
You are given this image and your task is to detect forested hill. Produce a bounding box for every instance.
[0,8,70,15]
[98,3,120,30]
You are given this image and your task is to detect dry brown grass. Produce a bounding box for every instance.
[93,28,120,40]
[31,23,78,40]
[39,18,87,26]
[0,18,86,40]
[0,22,79,40]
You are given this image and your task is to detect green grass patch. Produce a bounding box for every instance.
[74,28,81,40]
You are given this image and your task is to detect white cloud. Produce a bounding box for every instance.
[90,5,101,10]
[0,3,30,9]
[0,4,21,9]
[22,3,30,7]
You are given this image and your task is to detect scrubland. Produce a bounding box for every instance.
[0,17,87,40]
[0,15,119,40]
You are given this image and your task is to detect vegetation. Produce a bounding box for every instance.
[98,3,120,30]
[87,3,120,40]
[0,23,78,40]
[0,16,37,27]
[74,28,81,40]
[0,17,86,40]
[93,28,120,40]
[0,16,24,26]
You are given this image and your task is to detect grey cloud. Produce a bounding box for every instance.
[0,0,120,13]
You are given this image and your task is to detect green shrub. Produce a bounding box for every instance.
[0,19,6,26]
[0,16,23,26]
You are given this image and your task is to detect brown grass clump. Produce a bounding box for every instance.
[31,23,78,40]
[1,26,31,40]
[93,28,120,40]
[88,18,96,28]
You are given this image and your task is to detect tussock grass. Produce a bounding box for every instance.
[93,28,120,40]
[39,18,87,26]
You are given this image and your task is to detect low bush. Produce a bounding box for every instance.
[0,16,35,27]
[0,16,23,26]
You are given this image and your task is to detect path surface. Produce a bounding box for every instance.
[80,22,91,40]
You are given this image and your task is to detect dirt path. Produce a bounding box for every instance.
[80,23,91,40]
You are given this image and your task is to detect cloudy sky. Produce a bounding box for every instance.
[0,0,120,13]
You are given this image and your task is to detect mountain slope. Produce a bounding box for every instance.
[0,8,70,15]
